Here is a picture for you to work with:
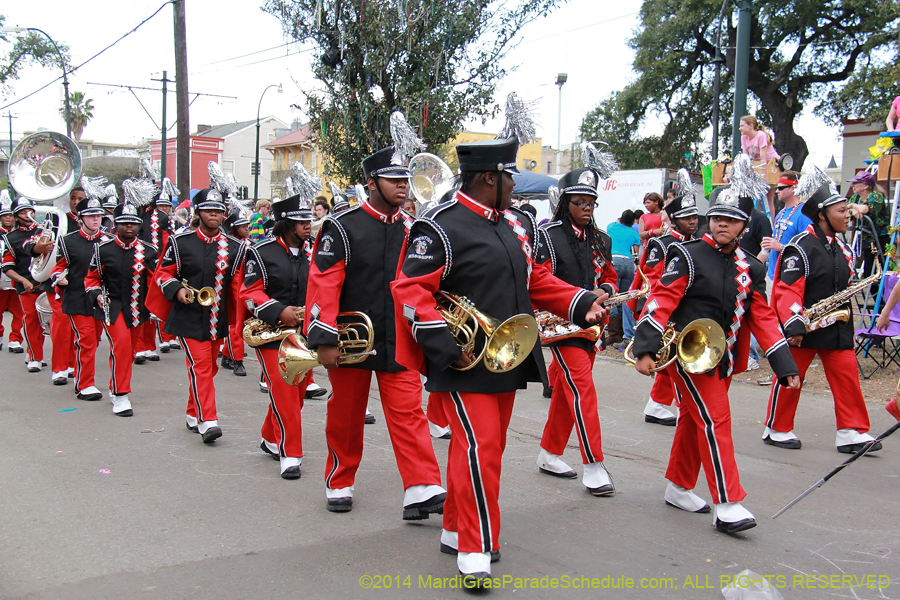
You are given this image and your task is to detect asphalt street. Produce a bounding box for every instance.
[0,318,898,599]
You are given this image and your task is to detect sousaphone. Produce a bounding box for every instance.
[409,153,456,214]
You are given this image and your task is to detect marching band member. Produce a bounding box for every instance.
[0,194,25,354]
[134,185,173,363]
[533,166,618,496]
[147,188,247,443]
[101,185,118,233]
[152,185,179,353]
[220,210,251,377]
[241,194,313,479]
[631,165,799,534]
[84,203,159,416]
[51,191,110,401]
[763,173,881,454]
[2,198,50,372]
[305,144,446,517]
[392,134,607,585]
[628,185,700,426]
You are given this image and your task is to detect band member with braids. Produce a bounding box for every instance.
[763,175,881,454]
[84,203,159,416]
[628,187,700,427]
[305,146,446,518]
[241,196,313,479]
[134,186,173,363]
[0,195,25,354]
[392,137,608,585]
[631,174,799,534]
[532,167,618,495]
[151,186,179,353]
[147,188,247,443]
[2,198,52,372]
[51,195,110,401]
[221,210,251,377]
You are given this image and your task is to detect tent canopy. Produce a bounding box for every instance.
[512,170,559,197]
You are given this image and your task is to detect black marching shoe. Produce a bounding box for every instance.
[133,354,146,365]
[837,440,882,454]
[220,355,235,370]
[281,466,301,480]
[305,387,328,399]
[146,351,160,362]
[440,544,501,563]
[186,420,199,434]
[365,412,376,425]
[232,361,247,376]
[763,435,801,450]
[201,426,223,443]
[403,492,446,521]
[9,343,24,354]
[326,497,353,513]
[260,441,280,461]
[644,414,677,426]
[715,517,757,534]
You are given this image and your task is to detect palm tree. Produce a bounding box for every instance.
[59,91,94,140]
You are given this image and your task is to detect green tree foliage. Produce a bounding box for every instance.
[0,15,70,94]
[581,0,899,171]
[263,0,563,183]
[61,91,95,141]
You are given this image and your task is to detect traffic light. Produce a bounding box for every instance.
[251,162,259,176]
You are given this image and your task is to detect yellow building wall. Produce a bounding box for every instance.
[443,131,543,173]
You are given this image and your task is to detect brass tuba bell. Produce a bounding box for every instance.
[277,311,377,385]
[624,318,726,374]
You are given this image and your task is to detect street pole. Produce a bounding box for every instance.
[173,0,190,193]
[254,84,282,202]
[556,73,567,175]
[151,71,170,183]
[6,112,16,157]
[731,0,754,155]
[710,0,729,159]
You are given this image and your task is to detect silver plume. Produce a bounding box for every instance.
[389,111,426,165]
[729,154,768,200]
[580,141,618,179]
[498,92,538,145]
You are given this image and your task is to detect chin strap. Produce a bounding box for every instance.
[495,172,503,211]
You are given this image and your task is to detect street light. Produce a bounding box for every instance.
[254,83,283,202]
[2,26,71,138]
[555,73,567,174]
[709,0,729,159]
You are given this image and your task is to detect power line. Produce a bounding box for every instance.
[193,41,295,67]
[189,47,315,76]
[519,12,639,45]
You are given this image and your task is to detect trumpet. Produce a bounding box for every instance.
[243,307,305,347]
[181,279,216,307]
[277,311,377,386]
[624,318,726,375]
[436,291,538,373]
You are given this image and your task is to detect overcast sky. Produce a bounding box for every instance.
[1,0,842,170]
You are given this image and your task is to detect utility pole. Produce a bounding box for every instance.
[173,0,190,193]
[731,0,754,155]
[5,112,16,157]
[151,71,171,182]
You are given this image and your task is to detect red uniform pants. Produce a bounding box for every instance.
[48,292,76,373]
[69,314,102,391]
[0,289,24,343]
[134,320,157,355]
[156,320,176,344]
[426,392,449,427]
[324,368,441,491]
[180,337,224,423]
[665,363,744,505]
[222,323,244,361]
[540,346,604,464]
[100,314,135,395]
[765,347,870,434]
[18,292,44,362]
[438,390,515,554]
[258,348,311,458]
[650,369,676,406]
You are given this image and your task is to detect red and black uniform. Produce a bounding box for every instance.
[306,200,443,495]
[242,237,311,461]
[85,235,159,395]
[2,222,45,363]
[51,228,109,392]
[631,234,797,506]
[222,238,252,366]
[0,225,24,348]
[392,192,599,556]
[136,208,171,355]
[764,224,870,435]
[148,228,246,428]
[535,219,617,467]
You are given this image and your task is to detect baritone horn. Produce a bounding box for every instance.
[623,318,726,374]
[181,280,216,307]
[409,153,455,214]
[435,290,538,373]
[277,311,377,386]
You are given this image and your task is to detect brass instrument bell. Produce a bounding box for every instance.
[181,279,216,307]
[277,311,377,385]
[624,318,726,375]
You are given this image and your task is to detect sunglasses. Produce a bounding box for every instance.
[776,186,793,191]
[571,200,598,210]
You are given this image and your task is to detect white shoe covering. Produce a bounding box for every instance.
[27,361,42,371]
[51,371,66,381]
[457,552,491,576]
[259,381,269,392]
[365,407,373,417]
[65,367,74,376]
[763,426,799,442]
[8,341,22,349]
[836,428,875,446]
[536,448,574,474]
[279,456,301,474]
[307,382,322,392]
[197,420,219,434]
[665,481,709,512]
[714,501,754,524]
[643,398,676,419]
[325,486,354,499]
[111,394,132,413]
[582,462,612,489]
[186,414,199,428]
[261,438,278,454]
[79,385,101,396]
[403,484,446,507]
[146,351,158,358]
[441,529,458,550]
[428,421,451,438]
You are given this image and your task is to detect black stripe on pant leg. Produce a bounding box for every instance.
[181,338,203,422]
[449,391,492,554]
[103,320,118,396]
[257,349,286,457]
[674,363,728,504]
[551,347,594,463]
[325,445,340,489]
[765,379,782,430]
[69,316,82,386]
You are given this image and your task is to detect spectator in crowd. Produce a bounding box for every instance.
[314,197,330,219]
[631,209,643,233]
[402,199,417,218]
[886,94,900,132]
[762,171,810,283]
[739,116,780,162]
[607,209,641,345]
[249,200,271,242]
[638,193,669,243]
[847,171,889,278]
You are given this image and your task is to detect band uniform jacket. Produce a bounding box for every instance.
[1,224,43,294]
[140,209,171,254]
[535,220,618,351]
[632,233,797,383]
[149,229,247,341]
[305,201,413,372]
[391,191,599,394]
[51,229,110,316]
[84,235,158,327]
[242,236,310,351]
[772,224,855,350]
[626,230,689,317]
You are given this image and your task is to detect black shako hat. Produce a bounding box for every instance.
[75,197,105,217]
[192,187,227,212]
[223,210,251,229]
[271,195,313,222]
[800,183,845,221]
[456,137,520,174]
[362,146,411,180]
[707,186,754,221]
[11,197,35,214]
[113,203,143,225]
[664,195,699,220]
[558,167,599,199]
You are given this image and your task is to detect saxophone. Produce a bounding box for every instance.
[536,265,650,345]
[243,307,305,347]
[802,265,881,332]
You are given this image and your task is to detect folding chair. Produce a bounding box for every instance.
[855,274,900,379]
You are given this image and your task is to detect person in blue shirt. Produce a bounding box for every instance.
[762,172,812,281]
[607,210,642,343]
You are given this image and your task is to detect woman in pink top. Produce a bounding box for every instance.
[886,95,900,131]
[638,192,669,243]
[739,115,780,161]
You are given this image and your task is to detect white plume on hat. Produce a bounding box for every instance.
[498,92,538,145]
[580,141,618,179]
[122,178,157,208]
[729,154,768,200]
[389,111,426,166]
[795,164,836,203]
[284,162,322,201]
[80,175,108,201]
